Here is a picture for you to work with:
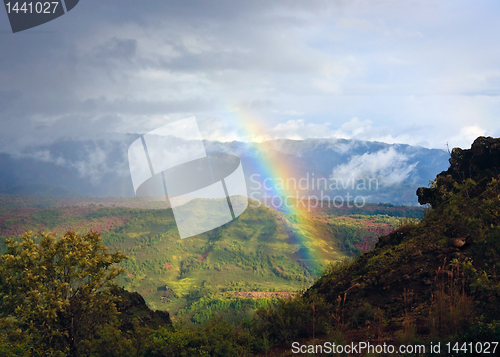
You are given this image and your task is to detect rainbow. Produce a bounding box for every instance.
[214,108,327,275]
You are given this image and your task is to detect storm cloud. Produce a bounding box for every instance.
[1,0,499,158]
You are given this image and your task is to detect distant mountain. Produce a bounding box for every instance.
[206,139,450,206]
[0,137,450,205]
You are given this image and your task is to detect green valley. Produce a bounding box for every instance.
[0,195,421,321]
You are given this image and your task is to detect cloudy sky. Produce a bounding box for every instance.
[1,0,499,154]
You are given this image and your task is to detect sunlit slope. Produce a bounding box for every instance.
[0,197,418,312]
[105,202,353,311]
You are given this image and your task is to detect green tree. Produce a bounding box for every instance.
[0,230,127,356]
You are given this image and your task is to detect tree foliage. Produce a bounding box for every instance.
[0,230,127,356]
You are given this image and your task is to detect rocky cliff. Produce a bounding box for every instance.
[303,136,500,341]
[417,136,500,207]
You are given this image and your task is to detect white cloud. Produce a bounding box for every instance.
[30,150,67,166]
[449,125,486,149]
[20,144,128,185]
[330,147,419,187]
[0,0,499,155]
[259,117,428,147]
[268,119,335,140]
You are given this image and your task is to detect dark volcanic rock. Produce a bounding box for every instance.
[304,136,500,340]
[417,136,500,207]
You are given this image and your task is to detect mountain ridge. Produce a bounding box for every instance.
[0,137,449,205]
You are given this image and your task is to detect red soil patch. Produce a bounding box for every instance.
[0,208,44,236]
[365,225,393,235]
[355,240,378,253]
[164,263,172,269]
[197,251,210,262]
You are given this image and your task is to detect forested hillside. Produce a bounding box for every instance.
[0,195,422,320]
[253,136,500,355]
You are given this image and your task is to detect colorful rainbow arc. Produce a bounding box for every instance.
[214,108,325,275]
